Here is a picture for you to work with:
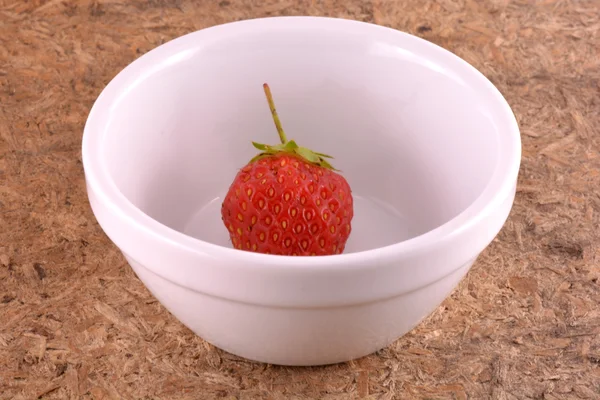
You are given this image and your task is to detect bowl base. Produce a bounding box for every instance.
[125,252,475,367]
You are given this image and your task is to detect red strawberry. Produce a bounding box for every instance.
[221,84,354,256]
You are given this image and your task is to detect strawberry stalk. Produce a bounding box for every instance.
[263,83,287,145]
[251,83,338,170]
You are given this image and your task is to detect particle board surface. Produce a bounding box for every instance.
[1,1,599,399]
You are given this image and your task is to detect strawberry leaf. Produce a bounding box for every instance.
[270,144,286,152]
[295,147,320,163]
[315,152,334,159]
[319,158,337,170]
[284,140,299,150]
[252,142,268,151]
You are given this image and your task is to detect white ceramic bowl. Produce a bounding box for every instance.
[82,17,521,366]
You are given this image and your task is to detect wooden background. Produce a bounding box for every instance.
[1,0,599,399]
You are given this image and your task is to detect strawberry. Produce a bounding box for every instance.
[221,84,354,256]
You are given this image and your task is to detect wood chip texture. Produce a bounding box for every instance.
[1,0,599,399]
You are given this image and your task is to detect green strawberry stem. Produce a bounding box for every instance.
[251,83,338,171]
[263,83,287,145]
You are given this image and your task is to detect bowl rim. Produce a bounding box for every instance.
[82,16,521,271]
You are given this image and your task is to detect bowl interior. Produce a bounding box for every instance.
[99,19,501,254]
